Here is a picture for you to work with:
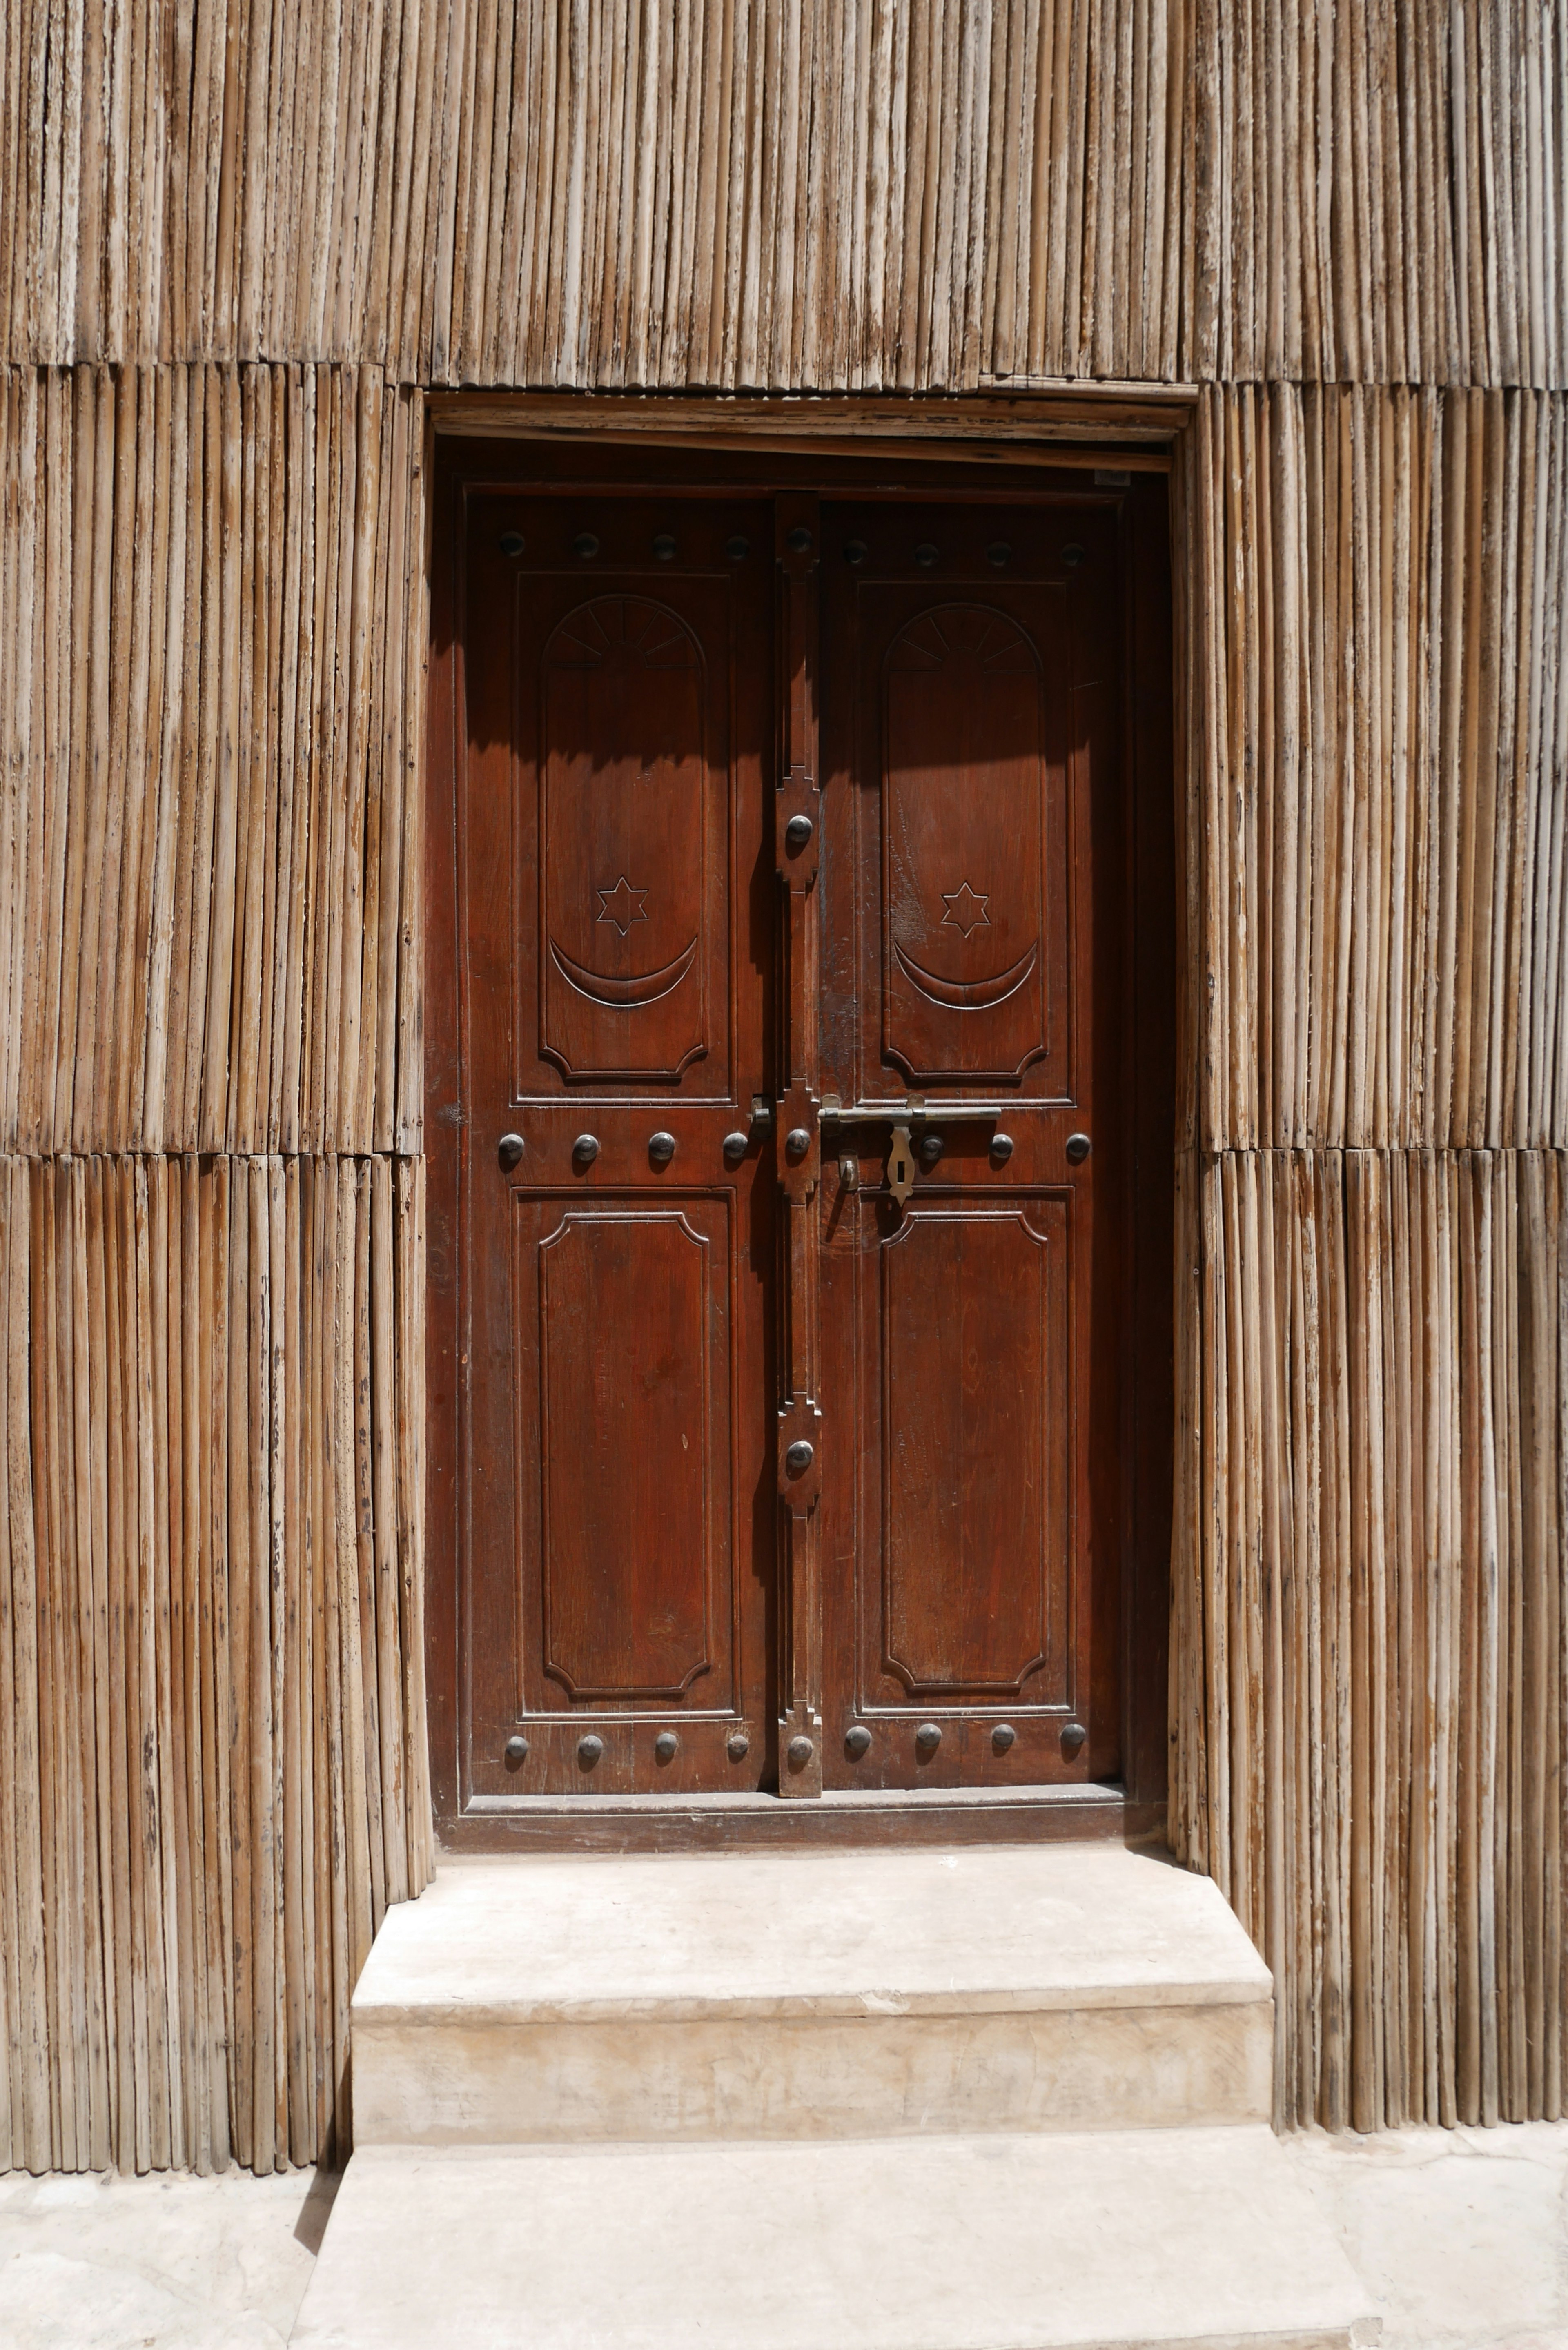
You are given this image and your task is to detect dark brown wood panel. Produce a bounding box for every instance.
[456,488,777,1799]
[880,601,1065,1086]
[425,437,1173,1839]
[816,496,1124,1791]
[534,591,725,1085]
[527,1198,725,1702]
[877,1200,1068,1703]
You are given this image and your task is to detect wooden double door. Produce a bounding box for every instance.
[436,450,1140,1811]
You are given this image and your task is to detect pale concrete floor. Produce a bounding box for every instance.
[2,2122,1565,2350]
[0,2163,339,2348]
[1284,2120,1568,2350]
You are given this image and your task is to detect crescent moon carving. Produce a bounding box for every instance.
[549,934,699,1009]
[893,937,1038,1011]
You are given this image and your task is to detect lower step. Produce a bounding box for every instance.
[291,2127,1378,2350]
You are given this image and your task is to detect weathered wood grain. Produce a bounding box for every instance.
[0,364,423,1156]
[0,1152,430,2173]
[1184,385,1568,1152]
[1172,1146,1568,2129]
[2,0,1563,387]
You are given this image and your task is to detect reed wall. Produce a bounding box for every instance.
[1177,381,1568,2125]
[0,357,430,2171]
[0,0,1564,2167]
[0,1153,430,2174]
[0,0,1563,386]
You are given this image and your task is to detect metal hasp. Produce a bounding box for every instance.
[887,1123,917,1207]
[773,492,825,1798]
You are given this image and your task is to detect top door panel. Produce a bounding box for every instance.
[882,598,1064,1085]
[462,492,774,1101]
[540,593,713,1083]
[821,500,1117,1109]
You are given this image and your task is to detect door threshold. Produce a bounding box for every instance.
[439,1780,1166,1854]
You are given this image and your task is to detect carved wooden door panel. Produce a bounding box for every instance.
[459,493,776,1798]
[444,464,1128,1816]
[813,498,1123,1791]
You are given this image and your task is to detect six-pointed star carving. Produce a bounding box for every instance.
[940,881,991,938]
[596,875,649,935]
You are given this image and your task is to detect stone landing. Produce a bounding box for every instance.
[292,1844,1377,2350]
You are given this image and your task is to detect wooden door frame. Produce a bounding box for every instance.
[423,386,1193,1851]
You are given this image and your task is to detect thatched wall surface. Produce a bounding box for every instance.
[1,0,1566,2167]
[0,1,1561,387]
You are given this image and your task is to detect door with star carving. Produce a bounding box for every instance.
[431,448,1146,1821]
[453,490,778,1798]
[812,496,1123,1791]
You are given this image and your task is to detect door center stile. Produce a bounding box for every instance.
[773,495,827,1800]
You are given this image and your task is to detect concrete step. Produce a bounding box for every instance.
[290,2127,1378,2350]
[350,1845,1274,2145]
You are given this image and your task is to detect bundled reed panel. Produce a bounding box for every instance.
[0,364,423,1157]
[2,0,1563,388]
[1185,383,1568,1152]
[0,0,1183,385]
[1172,1145,1567,2132]
[1187,0,1567,387]
[0,1150,431,2176]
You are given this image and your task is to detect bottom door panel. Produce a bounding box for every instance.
[468,1188,768,1798]
[822,1188,1087,1789]
[534,1202,723,1704]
